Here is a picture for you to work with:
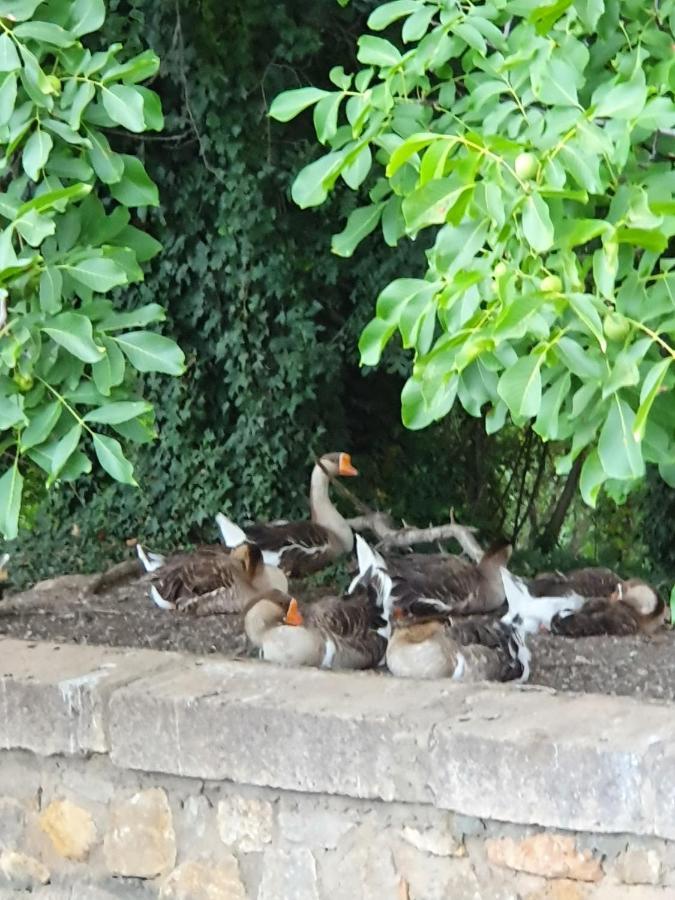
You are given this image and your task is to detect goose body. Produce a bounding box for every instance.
[386,607,529,683]
[217,452,358,577]
[138,542,287,615]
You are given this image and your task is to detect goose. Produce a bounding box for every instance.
[386,598,529,682]
[216,452,358,577]
[550,578,665,637]
[138,542,287,615]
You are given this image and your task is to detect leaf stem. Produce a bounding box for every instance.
[34,375,95,437]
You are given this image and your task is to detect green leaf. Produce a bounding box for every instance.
[598,398,645,480]
[69,0,105,37]
[633,360,670,441]
[331,203,383,257]
[102,49,160,85]
[579,449,606,508]
[101,84,145,133]
[59,450,91,482]
[387,133,440,177]
[14,208,54,246]
[0,463,23,540]
[403,178,471,232]
[532,57,581,107]
[534,372,571,441]
[401,374,458,430]
[65,258,128,292]
[13,21,75,46]
[0,71,17,125]
[0,394,27,429]
[359,317,397,367]
[367,0,419,30]
[568,294,607,351]
[19,401,61,451]
[112,225,162,262]
[522,195,554,253]
[269,87,330,122]
[48,424,82,479]
[342,145,372,190]
[592,70,647,120]
[91,335,125,395]
[291,152,344,209]
[357,35,402,67]
[99,303,166,331]
[108,155,159,207]
[42,312,104,363]
[84,400,151,425]
[558,143,601,192]
[68,81,95,130]
[0,33,19,71]
[86,128,124,184]
[17,182,91,216]
[601,351,639,398]
[0,0,44,20]
[114,331,185,375]
[454,22,486,55]
[92,432,136,485]
[498,356,542,420]
[313,93,342,144]
[22,129,53,181]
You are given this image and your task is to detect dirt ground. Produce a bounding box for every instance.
[1,566,674,702]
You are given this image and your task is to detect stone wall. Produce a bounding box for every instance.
[1,638,674,899]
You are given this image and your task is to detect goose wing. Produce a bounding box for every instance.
[307,591,387,668]
[151,549,247,612]
[447,619,529,682]
[244,521,335,576]
[550,598,640,637]
[531,566,620,598]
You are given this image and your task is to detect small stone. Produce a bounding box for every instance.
[526,879,589,900]
[104,787,176,878]
[217,794,273,853]
[40,799,97,861]
[0,849,50,890]
[614,849,662,885]
[486,834,602,882]
[0,798,25,849]
[160,858,246,900]
[259,848,319,900]
[278,797,355,850]
[399,825,464,858]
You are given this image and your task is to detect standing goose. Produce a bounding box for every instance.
[139,542,287,615]
[386,598,529,682]
[216,452,358,577]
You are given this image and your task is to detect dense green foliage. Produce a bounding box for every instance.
[4,0,674,591]
[273,0,675,508]
[0,0,186,541]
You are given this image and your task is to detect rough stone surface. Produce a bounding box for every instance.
[0,797,25,850]
[159,858,246,900]
[0,849,50,889]
[104,788,176,878]
[525,881,590,900]
[614,849,663,885]
[316,825,400,900]
[486,834,603,882]
[259,848,319,900]
[278,796,356,850]
[399,824,464,857]
[394,846,480,900]
[217,794,273,853]
[40,799,97,861]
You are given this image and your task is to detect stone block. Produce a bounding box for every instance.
[0,639,180,755]
[104,788,176,878]
[160,858,246,900]
[0,798,25,850]
[525,880,590,900]
[278,795,356,850]
[0,849,49,890]
[394,846,480,900]
[613,849,663,885]
[217,793,273,853]
[316,824,399,900]
[486,834,602,882]
[40,799,97,861]
[259,848,319,900]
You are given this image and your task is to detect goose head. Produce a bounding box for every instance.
[243,590,292,647]
[317,451,358,478]
[611,578,661,617]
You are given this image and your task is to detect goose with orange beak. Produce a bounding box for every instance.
[216,453,358,578]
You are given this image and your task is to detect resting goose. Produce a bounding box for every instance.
[386,598,529,682]
[216,452,358,577]
[500,568,664,637]
[138,542,287,615]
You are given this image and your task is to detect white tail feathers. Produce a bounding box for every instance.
[136,543,166,573]
[500,567,584,634]
[215,512,247,548]
[355,533,386,576]
[149,585,175,610]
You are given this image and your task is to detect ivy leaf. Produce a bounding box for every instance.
[109,155,159,207]
[42,312,105,363]
[0,33,20,71]
[92,433,137,485]
[84,400,151,424]
[114,331,185,375]
[101,84,146,132]
[22,129,53,181]
[331,203,383,257]
[269,87,330,122]
[65,258,128,292]
[598,397,645,480]
[0,463,23,540]
[522,195,554,253]
[498,356,542,420]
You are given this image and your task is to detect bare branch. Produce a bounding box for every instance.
[346,511,398,539]
[376,522,484,562]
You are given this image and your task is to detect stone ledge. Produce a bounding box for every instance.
[2,637,675,840]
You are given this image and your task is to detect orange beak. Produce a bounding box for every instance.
[284,597,304,626]
[338,452,358,477]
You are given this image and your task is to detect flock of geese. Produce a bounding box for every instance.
[136,452,667,684]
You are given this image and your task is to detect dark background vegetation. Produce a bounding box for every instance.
[8,0,675,590]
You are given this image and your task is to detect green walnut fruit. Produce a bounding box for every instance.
[514,151,538,180]
[603,312,630,342]
[13,372,33,392]
[494,261,507,277]
[46,75,61,95]
[540,275,562,293]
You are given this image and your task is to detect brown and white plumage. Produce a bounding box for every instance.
[140,542,287,615]
[216,452,358,577]
[386,601,529,682]
[529,566,621,599]
[550,579,666,637]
